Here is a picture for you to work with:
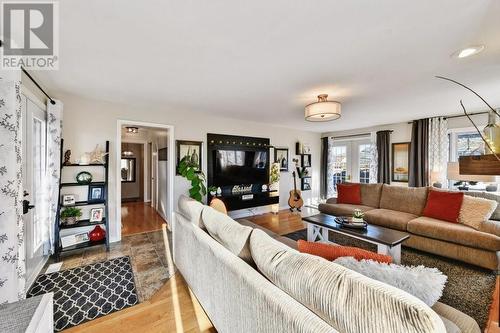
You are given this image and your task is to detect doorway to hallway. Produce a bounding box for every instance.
[118,122,173,236]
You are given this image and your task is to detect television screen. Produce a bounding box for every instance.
[213,149,268,186]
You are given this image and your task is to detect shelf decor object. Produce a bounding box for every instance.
[55,139,110,260]
[89,225,106,242]
[76,171,92,184]
[60,207,82,225]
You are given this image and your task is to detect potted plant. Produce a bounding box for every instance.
[61,207,82,225]
[352,209,365,223]
[269,163,280,191]
[208,186,217,196]
[178,155,207,202]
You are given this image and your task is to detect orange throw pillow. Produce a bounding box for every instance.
[297,240,392,264]
[422,190,464,223]
[336,183,362,205]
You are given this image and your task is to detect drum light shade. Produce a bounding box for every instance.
[305,94,341,122]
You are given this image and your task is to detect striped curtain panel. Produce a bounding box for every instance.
[428,117,448,187]
[47,100,63,254]
[0,70,26,303]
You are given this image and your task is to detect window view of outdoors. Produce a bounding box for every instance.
[456,132,485,158]
[359,144,371,183]
[331,146,347,191]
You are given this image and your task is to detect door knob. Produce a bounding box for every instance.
[23,200,35,215]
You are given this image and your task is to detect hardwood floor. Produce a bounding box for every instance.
[66,208,499,332]
[121,202,165,236]
[486,278,500,333]
[243,208,309,235]
[66,273,216,333]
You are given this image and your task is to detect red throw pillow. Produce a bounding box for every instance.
[336,183,362,205]
[297,240,392,264]
[422,190,464,223]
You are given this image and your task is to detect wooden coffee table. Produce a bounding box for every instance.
[302,213,410,263]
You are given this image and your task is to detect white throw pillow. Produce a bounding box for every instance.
[459,195,498,230]
[202,206,253,264]
[333,256,447,307]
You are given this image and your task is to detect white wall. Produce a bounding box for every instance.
[60,92,321,242]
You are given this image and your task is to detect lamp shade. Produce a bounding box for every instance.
[305,94,341,122]
[447,162,497,182]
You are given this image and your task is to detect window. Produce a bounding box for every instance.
[327,139,374,197]
[456,132,485,157]
[358,143,371,184]
[331,146,347,190]
[449,130,485,162]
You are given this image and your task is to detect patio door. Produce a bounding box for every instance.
[22,95,48,286]
[330,139,372,194]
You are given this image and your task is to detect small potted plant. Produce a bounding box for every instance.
[60,207,82,225]
[352,209,365,223]
[208,186,217,196]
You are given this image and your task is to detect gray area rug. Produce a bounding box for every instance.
[283,229,496,329]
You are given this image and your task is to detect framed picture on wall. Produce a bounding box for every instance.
[120,157,136,182]
[392,142,410,182]
[274,148,289,172]
[176,140,202,175]
[301,154,311,167]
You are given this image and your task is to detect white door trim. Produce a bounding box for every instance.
[116,120,174,241]
[22,91,50,290]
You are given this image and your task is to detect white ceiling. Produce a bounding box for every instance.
[36,0,500,132]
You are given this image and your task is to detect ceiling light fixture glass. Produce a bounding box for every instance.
[126,126,139,133]
[305,94,341,122]
[452,45,485,58]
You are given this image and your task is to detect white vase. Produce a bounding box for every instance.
[352,217,364,223]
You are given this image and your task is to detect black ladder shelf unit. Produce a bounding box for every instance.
[54,139,110,261]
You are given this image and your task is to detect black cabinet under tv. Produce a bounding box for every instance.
[207,133,278,211]
[208,191,279,211]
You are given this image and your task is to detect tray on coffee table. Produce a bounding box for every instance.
[334,216,367,229]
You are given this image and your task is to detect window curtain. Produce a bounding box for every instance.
[368,132,378,183]
[428,117,448,187]
[409,118,429,187]
[0,70,26,303]
[47,100,63,254]
[320,137,329,199]
[326,138,336,198]
[376,130,391,184]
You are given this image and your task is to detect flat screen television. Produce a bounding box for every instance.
[213,149,268,186]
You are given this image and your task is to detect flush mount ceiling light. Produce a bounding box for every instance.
[452,45,485,58]
[126,126,139,134]
[305,94,341,122]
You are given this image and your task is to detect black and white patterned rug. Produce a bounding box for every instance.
[27,256,139,331]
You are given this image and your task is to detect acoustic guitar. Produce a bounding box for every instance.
[288,171,304,211]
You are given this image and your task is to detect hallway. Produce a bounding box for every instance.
[121,202,166,236]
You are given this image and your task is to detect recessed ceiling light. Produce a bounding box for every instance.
[452,45,485,59]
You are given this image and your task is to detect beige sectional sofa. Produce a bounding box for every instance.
[318,183,500,271]
[174,195,480,333]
